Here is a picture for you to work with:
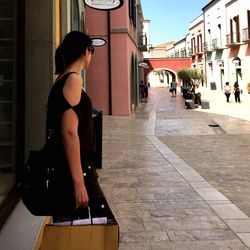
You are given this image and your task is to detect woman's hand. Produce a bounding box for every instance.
[74,182,89,209]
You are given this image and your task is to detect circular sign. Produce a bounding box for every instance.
[92,38,106,47]
[84,0,124,11]
[138,62,148,67]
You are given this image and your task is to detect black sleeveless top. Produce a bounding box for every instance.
[46,72,96,156]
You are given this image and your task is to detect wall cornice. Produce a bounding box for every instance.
[111,28,137,47]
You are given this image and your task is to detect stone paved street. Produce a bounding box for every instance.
[99,87,250,249]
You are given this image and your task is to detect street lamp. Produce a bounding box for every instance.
[232,56,241,82]
[232,56,241,65]
[148,44,154,58]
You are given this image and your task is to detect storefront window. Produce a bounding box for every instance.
[72,0,80,31]
[0,0,17,207]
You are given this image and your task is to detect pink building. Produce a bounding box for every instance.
[85,0,146,115]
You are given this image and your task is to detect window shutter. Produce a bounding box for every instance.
[230,19,233,43]
[236,15,240,42]
[248,10,250,39]
[129,0,132,19]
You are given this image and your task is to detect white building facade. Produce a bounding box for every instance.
[189,14,205,77]
[142,19,151,58]
[225,0,250,93]
[166,38,188,58]
[203,0,250,93]
[203,0,228,91]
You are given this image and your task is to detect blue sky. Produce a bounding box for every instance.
[141,0,210,46]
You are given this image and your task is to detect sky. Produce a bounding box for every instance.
[140,0,210,46]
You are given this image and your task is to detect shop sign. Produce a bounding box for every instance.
[92,38,106,47]
[84,0,124,11]
[138,62,148,67]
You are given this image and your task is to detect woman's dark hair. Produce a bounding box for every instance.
[55,31,92,74]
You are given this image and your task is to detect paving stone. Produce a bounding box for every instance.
[113,208,151,219]
[143,220,163,232]
[143,216,228,231]
[178,169,206,182]
[120,231,169,243]
[110,202,156,211]
[154,201,209,209]
[210,204,248,219]
[119,242,151,250]
[195,188,229,201]
[168,228,237,241]
[237,233,250,248]
[151,240,249,250]
[149,208,215,218]
[189,181,213,189]
[154,191,203,201]
[225,219,250,233]
[116,218,145,233]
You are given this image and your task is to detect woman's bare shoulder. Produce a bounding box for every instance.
[63,73,82,106]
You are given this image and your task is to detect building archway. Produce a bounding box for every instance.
[143,58,191,88]
[146,68,176,87]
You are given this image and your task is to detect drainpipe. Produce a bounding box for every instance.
[107,10,112,115]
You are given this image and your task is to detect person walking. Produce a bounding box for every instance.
[144,82,149,102]
[170,77,177,97]
[234,81,241,103]
[224,82,231,103]
[140,80,145,102]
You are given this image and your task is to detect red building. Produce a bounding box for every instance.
[85,0,147,115]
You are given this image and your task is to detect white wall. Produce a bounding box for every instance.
[226,0,250,93]
[204,0,228,91]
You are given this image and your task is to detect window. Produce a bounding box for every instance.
[247,10,250,39]
[0,0,20,217]
[129,0,136,27]
[231,15,240,43]
[72,0,80,31]
[208,29,211,47]
[191,37,196,54]
[248,10,250,28]
[235,15,240,42]
[197,34,202,52]
[217,24,221,46]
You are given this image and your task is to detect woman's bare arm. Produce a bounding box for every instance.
[61,74,89,208]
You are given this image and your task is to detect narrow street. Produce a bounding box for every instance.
[100,87,250,249]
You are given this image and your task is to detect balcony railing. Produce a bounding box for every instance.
[137,32,147,51]
[226,32,241,46]
[242,27,250,42]
[212,38,223,50]
[203,42,213,52]
[189,46,203,56]
[189,47,195,56]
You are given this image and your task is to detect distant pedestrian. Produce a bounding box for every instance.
[144,82,149,102]
[170,78,177,97]
[194,82,201,105]
[140,80,146,102]
[234,81,241,103]
[224,82,231,103]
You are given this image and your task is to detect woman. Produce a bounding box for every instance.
[224,82,231,103]
[234,81,241,103]
[46,31,110,219]
[170,78,177,97]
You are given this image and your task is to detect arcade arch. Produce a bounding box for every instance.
[146,68,176,87]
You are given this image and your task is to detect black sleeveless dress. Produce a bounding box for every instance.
[46,72,96,156]
[46,72,113,220]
